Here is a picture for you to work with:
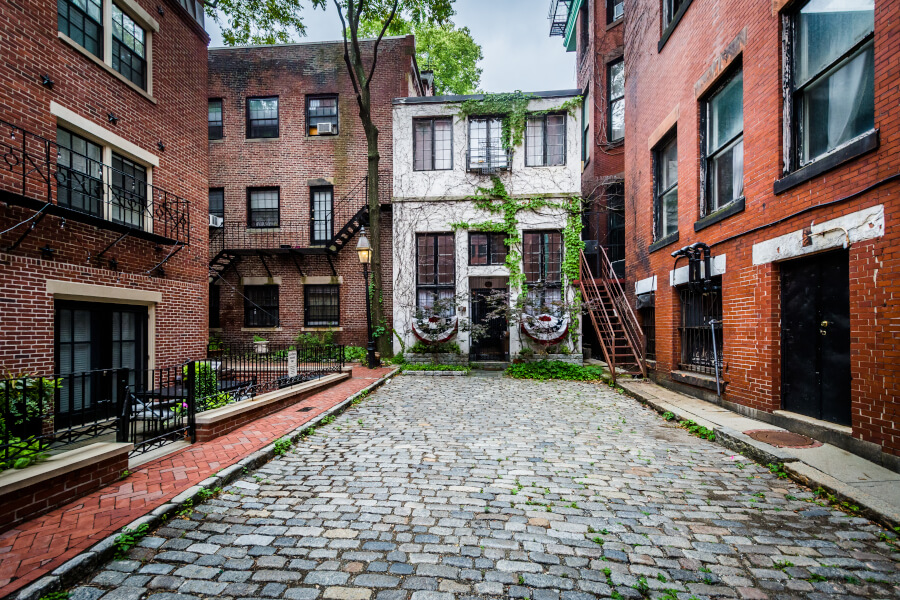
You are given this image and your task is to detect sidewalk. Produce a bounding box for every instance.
[0,366,396,600]
[620,379,900,529]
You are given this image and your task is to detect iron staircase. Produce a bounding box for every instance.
[326,204,369,254]
[579,248,646,384]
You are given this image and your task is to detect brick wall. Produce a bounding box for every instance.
[624,0,899,456]
[0,0,209,372]
[208,38,418,349]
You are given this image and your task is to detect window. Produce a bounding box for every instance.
[523,231,563,310]
[244,285,279,328]
[56,127,104,217]
[607,59,625,143]
[663,0,688,29]
[640,305,656,361]
[209,284,221,328]
[608,0,624,23]
[790,0,874,167]
[305,285,340,327]
[110,153,147,229]
[468,118,509,171]
[469,233,507,266]
[247,188,279,228]
[582,87,591,163]
[703,68,743,213]
[208,100,223,140]
[58,0,103,59]
[209,188,224,221]
[525,114,566,167]
[247,97,279,138]
[416,233,455,315]
[310,186,333,244]
[307,96,338,136]
[679,278,723,375]
[414,118,453,171]
[653,133,678,240]
[111,4,146,89]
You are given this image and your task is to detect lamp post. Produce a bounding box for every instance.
[356,227,381,369]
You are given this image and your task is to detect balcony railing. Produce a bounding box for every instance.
[466,146,512,174]
[548,0,573,36]
[0,119,190,245]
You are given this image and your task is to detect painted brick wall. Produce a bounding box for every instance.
[208,38,418,349]
[0,0,209,372]
[624,0,899,456]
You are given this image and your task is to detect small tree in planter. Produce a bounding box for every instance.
[252,335,269,354]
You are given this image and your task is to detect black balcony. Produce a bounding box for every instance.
[0,119,190,246]
[548,0,573,37]
[466,146,512,175]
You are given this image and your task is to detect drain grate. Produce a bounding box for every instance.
[297,407,314,412]
[745,429,820,448]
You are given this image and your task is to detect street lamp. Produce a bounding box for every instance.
[356,227,380,369]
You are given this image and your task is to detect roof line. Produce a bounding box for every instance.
[392,90,582,105]
[209,34,413,51]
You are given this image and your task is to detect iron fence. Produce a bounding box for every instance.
[0,119,190,245]
[0,343,344,466]
[678,280,723,375]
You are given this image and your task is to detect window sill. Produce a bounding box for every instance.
[606,17,624,31]
[301,326,343,332]
[648,231,679,253]
[306,134,340,139]
[671,369,724,391]
[58,32,156,104]
[694,197,745,232]
[525,164,568,169]
[209,139,225,144]
[241,327,283,332]
[606,138,624,148]
[247,227,281,232]
[774,129,879,195]
[658,0,694,53]
[245,137,280,143]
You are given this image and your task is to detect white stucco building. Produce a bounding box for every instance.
[391,90,583,361]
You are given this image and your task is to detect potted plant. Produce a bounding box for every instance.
[253,335,268,354]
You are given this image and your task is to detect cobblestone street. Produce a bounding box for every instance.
[69,376,899,600]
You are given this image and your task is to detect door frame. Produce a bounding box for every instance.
[469,287,509,361]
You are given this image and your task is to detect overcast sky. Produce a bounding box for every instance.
[207,0,577,94]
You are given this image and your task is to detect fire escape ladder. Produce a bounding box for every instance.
[327,204,370,254]
[579,249,646,385]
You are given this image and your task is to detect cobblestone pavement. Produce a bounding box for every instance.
[69,377,900,600]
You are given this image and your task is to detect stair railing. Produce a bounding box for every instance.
[579,250,621,382]
[595,245,647,378]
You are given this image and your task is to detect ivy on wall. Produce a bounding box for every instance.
[457,92,583,151]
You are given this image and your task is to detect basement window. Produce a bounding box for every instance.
[244,285,279,328]
[305,285,340,327]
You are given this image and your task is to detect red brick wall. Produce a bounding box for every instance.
[0,0,210,373]
[624,0,899,456]
[208,38,417,349]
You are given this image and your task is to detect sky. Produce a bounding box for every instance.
[206,0,577,94]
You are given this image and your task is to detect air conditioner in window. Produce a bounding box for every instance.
[317,122,335,135]
[209,214,224,228]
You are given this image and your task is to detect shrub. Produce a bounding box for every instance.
[0,376,59,472]
[402,364,470,373]
[505,361,604,382]
[408,341,462,355]
[183,362,232,411]
[344,346,367,363]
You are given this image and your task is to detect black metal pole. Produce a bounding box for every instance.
[363,262,380,369]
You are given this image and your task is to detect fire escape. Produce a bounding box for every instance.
[208,175,377,283]
[578,247,646,384]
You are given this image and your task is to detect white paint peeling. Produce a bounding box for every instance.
[752,205,884,266]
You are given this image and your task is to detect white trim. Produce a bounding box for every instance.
[241,276,282,286]
[301,276,343,285]
[115,0,160,32]
[752,205,885,265]
[670,254,726,287]
[634,275,657,295]
[46,280,162,304]
[50,101,160,167]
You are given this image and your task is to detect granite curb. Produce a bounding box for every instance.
[7,368,400,600]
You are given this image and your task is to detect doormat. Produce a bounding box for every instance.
[744,429,822,448]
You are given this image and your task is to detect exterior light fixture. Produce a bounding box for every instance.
[356,227,372,265]
[355,226,379,369]
[40,75,54,89]
[108,113,119,125]
[157,141,165,151]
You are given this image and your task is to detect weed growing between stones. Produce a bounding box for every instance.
[114,523,150,558]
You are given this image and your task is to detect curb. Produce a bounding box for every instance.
[619,381,899,532]
[400,370,468,376]
[7,368,400,600]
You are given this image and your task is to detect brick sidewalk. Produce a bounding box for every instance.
[0,366,394,599]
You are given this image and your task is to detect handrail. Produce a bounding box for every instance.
[596,245,646,377]
[579,250,620,382]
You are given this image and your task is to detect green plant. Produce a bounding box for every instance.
[679,419,715,441]
[767,463,789,479]
[115,523,150,558]
[344,346,367,363]
[402,363,471,373]
[808,574,827,582]
[773,560,794,570]
[273,437,292,456]
[662,411,675,421]
[252,335,266,343]
[119,469,132,481]
[208,334,224,351]
[38,592,70,600]
[505,361,604,382]
[197,486,222,501]
[0,375,61,471]
[408,340,462,355]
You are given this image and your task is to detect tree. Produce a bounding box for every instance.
[208,0,456,356]
[357,17,482,95]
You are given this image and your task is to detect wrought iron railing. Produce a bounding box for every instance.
[466,147,512,174]
[0,343,344,464]
[548,0,574,36]
[679,280,723,376]
[0,119,190,244]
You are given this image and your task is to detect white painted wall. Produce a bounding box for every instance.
[391,94,583,357]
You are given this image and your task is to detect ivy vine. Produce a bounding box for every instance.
[457,92,583,152]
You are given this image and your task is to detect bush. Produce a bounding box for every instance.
[184,362,232,411]
[408,341,461,355]
[402,364,470,373]
[344,346,367,363]
[505,360,604,382]
[0,376,59,472]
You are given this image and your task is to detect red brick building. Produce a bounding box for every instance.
[0,0,209,375]
[549,0,626,357]
[623,0,898,467]
[207,37,428,350]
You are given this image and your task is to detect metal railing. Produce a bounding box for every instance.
[678,281,723,376]
[548,0,573,36]
[0,119,190,245]
[466,147,512,174]
[0,343,345,465]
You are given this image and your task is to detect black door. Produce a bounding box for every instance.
[470,288,508,361]
[781,250,851,425]
[55,301,148,430]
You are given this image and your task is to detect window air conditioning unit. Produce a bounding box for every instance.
[317,122,334,135]
[208,214,224,228]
